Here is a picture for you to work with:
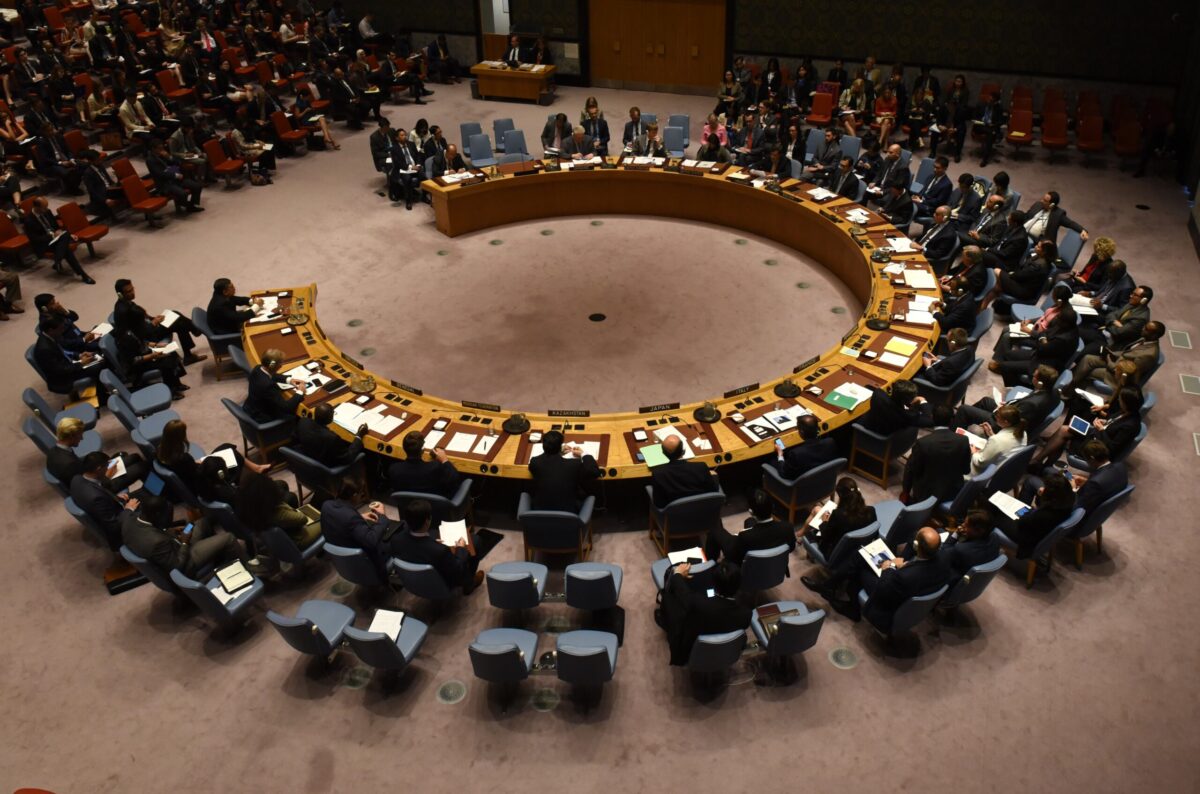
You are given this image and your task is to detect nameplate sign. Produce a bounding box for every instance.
[724,383,759,399]
[462,400,501,413]
[794,356,820,374]
[639,402,680,414]
[390,379,422,396]
[343,355,362,368]
[548,409,591,418]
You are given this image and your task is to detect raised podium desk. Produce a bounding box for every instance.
[470,62,556,102]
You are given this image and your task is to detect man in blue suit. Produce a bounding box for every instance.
[911,156,953,227]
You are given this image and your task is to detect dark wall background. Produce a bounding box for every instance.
[339,0,477,35]
[509,0,581,38]
[733,0,1194,85]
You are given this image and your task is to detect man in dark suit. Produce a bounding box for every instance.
[388,431,462,497]
[940,510,1001,576]
[387,499,481,592]
[824,156,860,199]
[296,403,366,467]
[1071,441,1129,516]
[919,328,974,386]
[650,435,719,508]
[931,276,978,333]
[911,205,957,274]
[956,364,1061,436]
[958,193,1007,248]
[206,278,262,335]
[911,156,953,227]
[422,124,449,161]
[78,150,121,222]
[33,122,84,195]
[541,113,572,151]
[321,480,391,578]
[1072,321,1163,390]
[48,417,146,493]
[660,560,752,666]
[146,140,203,213]
[502,34,525,66]
[632,123,667,158]
[982,210,1029,271]
[1080,285,1152,353]
[113,279,205,364]
[869,143,911,194]
[1077,260,1135,317]
[36,293,98,354]
[581,107,609,154]
[948,173,983,231]
[878,184,914,229]
[24,196,93,283]
[34,315,105,394]
[622,106,646,147]
[902,405,971,502]
[387,127,424,209]
[858,380,927,436]
[368,117,392,171]
[802,129,841,182]
[941,244,989,297]
[1022,191,1088,243]
[70,451,140,551]
[528,430,600,511]
[122,494,249,577]
[770,414,838,480]
[859,527,951,630]
[432,143,467,178]
[704,488,795,564]
[243,348,304,424]
[561,126,595,159]
[976,93,1005,166]
[329,66,367,129]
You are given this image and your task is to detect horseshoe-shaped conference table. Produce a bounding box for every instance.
[241,159,942,481]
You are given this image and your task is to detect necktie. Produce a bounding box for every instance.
[921,225,937,244]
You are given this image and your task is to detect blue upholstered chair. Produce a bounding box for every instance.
[517,491,594,561]
[761,456,846,523]
[345,616,429,674]
[486,561,548,611]
[875,495,937,552]
[565,562,623,611]
[749,600,825,678]
[22,387,97,431]
[324,542,388,589]
[1067,484,1134,568]
[556,629,618,698]
[267,599,355,658]
[190,307,242,380]
[939,554,1007,610]
[992,507,1085,588]
[171,567,266,630]
[857,583,948,637]
[645,486,724,557]
[849,424,918,489]
[739,544,791,594]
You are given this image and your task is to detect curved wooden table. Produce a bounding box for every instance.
[242,161,941,481]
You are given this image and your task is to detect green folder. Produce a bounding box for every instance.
[640,443,669,467]
[824,390,860,410]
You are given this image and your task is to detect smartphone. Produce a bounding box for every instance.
[635,451,644,463]
[182,523,194,537]
[774,438,785,451]
[705,588,716,598]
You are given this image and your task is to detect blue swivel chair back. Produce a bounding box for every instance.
[345,618,429,671]
[266,600,355,657]
[647,487,724,555]
[1068,484,1134,566]
[915,358,982,407]
[841,134,862,163]
[502,129,528,156]
[687,630,747,674]
[641,113,657,126]
[803,128,822,163]
[1058,229,1084,269]
[967,306,994,348]
[973,266,997,302]
[198,496,257,549]
[761,456,846,523]
[24,416,57,456]
[1031,401,1064,439]
[972,173,992,191]
[517,491,593,559]
[64,495,110,546]
[467,133,498,167]
[854,179,867,203]
[740,544,791,593]
[663,126,685,157]
[279,445,362,502]
[668,114,690,146]
[790,157,803,180]
[171,568,265,629]
[940,554,1007,609]
[261,525,324,568]
[152,458,200,508]
[1028,507,1085,576]
[459,122,482,153]
[910,156,935,194]
[885,584,949,635]
[324,542,387,588]
[392,558,454,600]
[941,463,997,519]
[129,427,157,460]
[650,557,715,592]
[22,387,97,431]
[469,628,537,683]
[564,562,623,610]
[43,467,69,497]
[221,397,291,461]
[877,495,938,551]
[190,306,239,355]
[100,365,171,416]
[556,630,618,685]
[987,444,1037,495]
[849,424,918,488]
[120,544,180,594]
[820,520,879,571]
[486,561,548,610]
[228,344,252,376]
[106,392,140,434]
[391,478,473,528]
[753,601,825,659]
[897,148,913,171]
[492,117,515,151]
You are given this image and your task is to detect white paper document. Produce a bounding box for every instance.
[900,310,936,326]
[446,432,478,453]
[215,560,253,593]
[157,340,182,357]
[878,351,911,368]
[807,187,837,200]
[203,448,239,468]
[368,609,405,641]
[159,309,181,328]
[1076,389,1106,407]
[859,538,896,576]
[1008,322,1030,338]
[90,322,113,337]
[762,404,812,431]
[365,412,403,436]
[989,490,1031,520]
[652,426,695,458]
[422,430,445,449]
[831,382,873,409]
[438,519,470,547]
[106,456,127,480]
[667,546,707,565]
[807,498,837,530]
[956,427,987,453]
[903,270,937,289]
[332,402,366,432]
[473,435,498,455]
[888,237,916,253]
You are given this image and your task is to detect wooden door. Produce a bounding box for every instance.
[589,0,725,91]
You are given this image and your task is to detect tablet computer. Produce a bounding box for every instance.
[1068,415,1091,436]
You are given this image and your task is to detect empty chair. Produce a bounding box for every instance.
[849,424,919,489]
[497,152,531,165]
[1113,120,1142,160]
[739,543,791,594]
[750,600,825,677]
[646,488,725,557]
[556,630,618,695]
[492,118,515,152]
[170,567,265,630]
[650,557,716,592]
[801,520,879,571]
[260,525,325,572]
[391,558,456,602]
[806,92,833,126]
[875,495,937,552]
[190,307,241,380]
[279,445,363,503]
[762,456,846,523]
[1005,109,1034,154]
[686,629,747,682]
[202,139,246,188]
[56,202,108,258]
[802,127,823,163]
[939,554,1007,609]
[1040,112,1069,156]
[99,367,172,417]
[486,561,548,611]
[467,133,497,167]
[993,507,1085,587]
[344,615,429,674]
[840,134,862,164]
[267,599,356,658]
[502,128,529,156]
[325,542,388,589]
[940,464,997,520]
[120,175,169,226]
[22,387,97,431]
[459,122,483,154]
[107,393,178,446]
[565,562,623,611]
[857,583,949,637]
[469,628,538,696]
[667,114,690,146]
[663,126,686,158]
[914,358,982,407]
[517,491,594,561]
[221,397,291,466]
[1075,115,1104,161]
[1067,484,1134,568]
[227,345,253,377]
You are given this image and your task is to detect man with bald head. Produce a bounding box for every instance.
[958,193,1007,248]
[859,526,951,629]
[649,434,718,508]
[911,205,957,274]
[941,243,988,296]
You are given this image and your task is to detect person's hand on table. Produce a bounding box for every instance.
[455,538,468,549]
[80,351,95,364]
[252,297,264,307]
[356,423,369,437]
[569,444,583,458]
[433,448,449,463]
[289,377,306,390]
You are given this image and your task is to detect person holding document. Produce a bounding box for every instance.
[206,278,263,335]
[658,560,751,666]
[562,125,595,160]
[49,417,147,493]
[33,314,107,393]
[997,472,1075,560]
[631,122,667,158]
[156,419,265,496]
[243,347,305,424]
[321,479,392,579]
[388,499,482,593]
[388,431,463,498]
[797,477,877,564]
[387,126,424,209]
[529,429,600,511]
[113,279,206,365]
[112,310,190,399]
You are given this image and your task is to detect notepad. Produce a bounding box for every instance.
[1008,322,1030,338]
[878,351,910,368]
[956,427,987,452]
[438,519,469,547]
[106,456,127,480]
[902,310,936,326]
[639,443,668,467]
[215,560,253,593]
[667,547,707,565]
[90,322,113,337]
[332,402,366,431]
[903,270,937,290]
[740,417,778,442]
[807,498,836,530]
[888,237,916,253]
[882,263,905,275]
[160,309,181,328]
[474,435,498,455]
[368,609,405,641]
[1076,389,1106,407]
[422,430,445,449]
[446,432,477,453]
[203,448,239,468]
[365,412,403,436]
[989,491,1031,520]
[807,187,837,200]
[884,337,919,356]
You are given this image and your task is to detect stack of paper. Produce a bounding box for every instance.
[807,187,837,200]
[807,499,837,530]
[903,270,938,290]
[682,159,698,167]
[888,237,916,253]
[907,294,937,310]
[845,209,871,224]
[1076,390,1106,407]
[667,547,706,565]
[446,432,478,453]
[422,430,446,449]
[878,351,911,368]
[1069,295,1100,316]
[825,382,873,410]
[90,322,113,337]
[438,519,470,547]
[882,263,905,275]
[884,337,919,356]
[257,297,279,314]
[364,411,403,436]
[652,426,695,458]
[332,401,366,432]
[1008,322,1030,338]
[762,404,812,431]
[989,491,1031,520]
[900,310,936,326]
[160,309,181,328]
[368,609,405,641]
[696,161,717,169]
[632,156,652,165]
[956,427,987,453]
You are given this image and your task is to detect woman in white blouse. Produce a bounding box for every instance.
[970,404,1026,475]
